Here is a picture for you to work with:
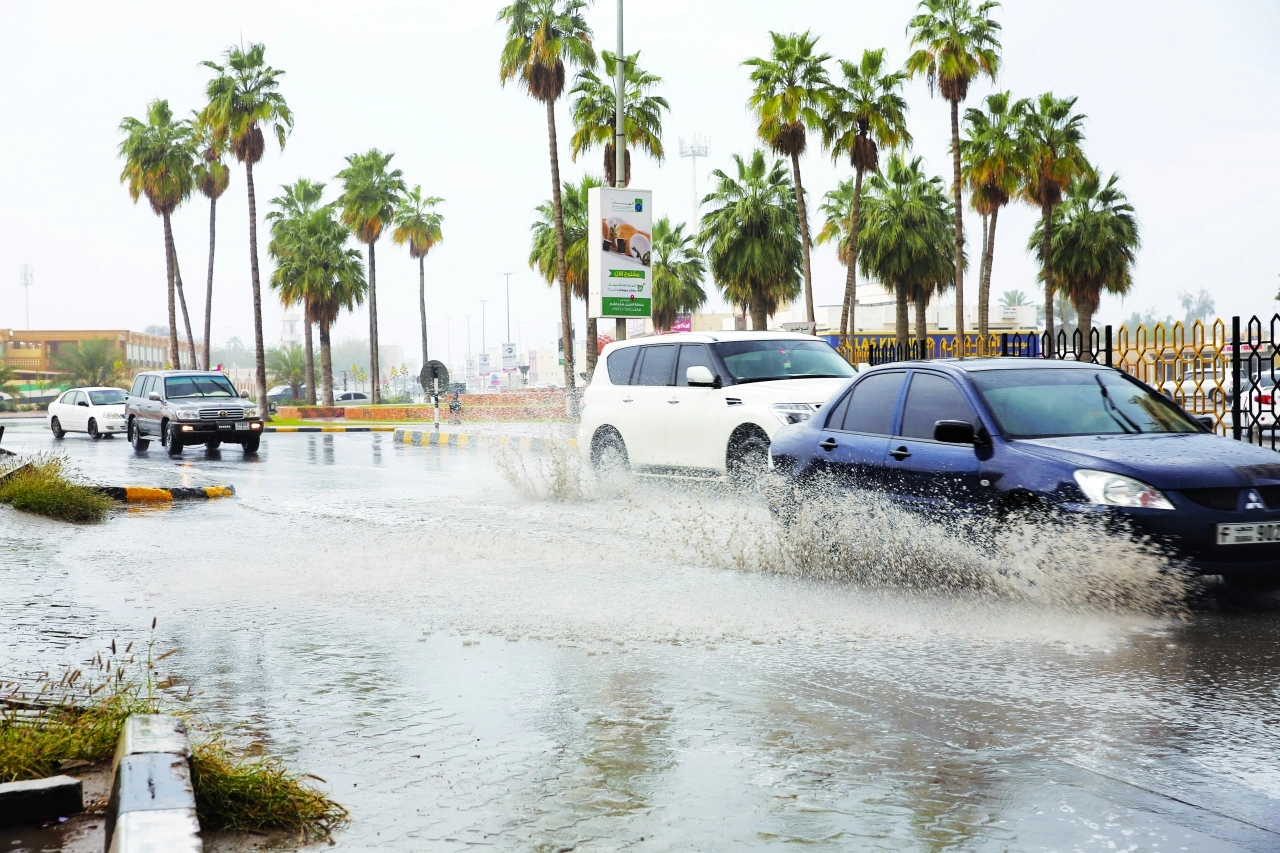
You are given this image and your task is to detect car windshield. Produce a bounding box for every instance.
[971,369,1200,438]
[164,375,237,399]
[712,340,855,384]
[88,390,126,406]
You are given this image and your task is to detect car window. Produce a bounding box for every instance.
[824,391,852,429]
[89,389,127,406]
[72,391,86,405]
[165,375,237,398]
[971,369,1200,437]
[131,376,147,397]
[900,373,976,440]
[635,345,677,387]
[712,339,854,383]
[607,347,639,386]
[58,391,73,405]
[841,372,905,435]
[676,345,716,387]
[141,376,158,398]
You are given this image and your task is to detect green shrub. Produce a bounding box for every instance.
[0,454,112,523]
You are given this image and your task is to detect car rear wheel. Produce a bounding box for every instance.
[50,417,65,439]
[162,421,183,456]
[129,418,150,452]
[87,418,101,440]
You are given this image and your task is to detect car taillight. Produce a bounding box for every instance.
[1256,394,1273,404]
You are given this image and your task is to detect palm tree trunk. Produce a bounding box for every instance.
[586,317,597,381]
[367,240,381,405]
[839,166,865,340]
[162,213,180,368]
[1076,296,1095,357]
[245,159,269,415]
[790,151,815,324]
[303,301,317,406]
[750,301,768,333]
[894,285,909,354]
[950,98,965,358]
[319,316,334,406]
[203,195,217,372]
[418,255,429,371]
[914,289,928,356]
[547,99,576,412]
[1041,202,1055,346]
[981,207,1000,354]
[171,244,197,369]
[977,213,988,354]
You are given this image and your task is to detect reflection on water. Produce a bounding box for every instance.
[1,417,1278,851]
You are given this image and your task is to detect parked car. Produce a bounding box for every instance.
[334,391,371,406]
[770,359,1280,583]
[48,387,128,439]
[125,371,263,456]
[580,332,855,478]
[267,385,303,405]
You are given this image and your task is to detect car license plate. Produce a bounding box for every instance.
[235,421,249,430]
[1217,522,1280,545]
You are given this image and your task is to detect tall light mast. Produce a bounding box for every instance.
[20,265,33,329]
[679,135,708,229]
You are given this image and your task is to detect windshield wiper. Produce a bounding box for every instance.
[1095,374,1142,434]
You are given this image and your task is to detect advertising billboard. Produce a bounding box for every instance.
[588,187,653,319]
[501,343,517,372]
[478,352,491,375]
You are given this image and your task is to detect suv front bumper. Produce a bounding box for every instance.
[173,420,264,442]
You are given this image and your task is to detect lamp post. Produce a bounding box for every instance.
[613,0,627,344]
[501,272,515,345]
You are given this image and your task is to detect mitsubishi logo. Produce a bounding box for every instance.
[1245,489,1266,510]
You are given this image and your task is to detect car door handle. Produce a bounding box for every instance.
[622,397,634,403]
[889,446,911,460]
[667,398,680,404]
[819,437,838,451]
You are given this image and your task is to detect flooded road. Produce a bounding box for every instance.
[2,417,1279,851]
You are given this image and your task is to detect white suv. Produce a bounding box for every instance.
[580,331,855,478]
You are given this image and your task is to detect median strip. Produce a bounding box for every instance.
[393,428,578,453]
[95,485,236,503]
[265,426,395,433]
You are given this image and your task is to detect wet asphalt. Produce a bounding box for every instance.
[1,416,1278,852]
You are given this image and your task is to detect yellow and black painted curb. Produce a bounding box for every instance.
[94,485,236,503]
[393,428,578,454]
[265,425,395,433]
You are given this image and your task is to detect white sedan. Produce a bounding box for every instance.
[48,387,129,440]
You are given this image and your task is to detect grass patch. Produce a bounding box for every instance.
[0,453,112,523]
[1,630,346,839]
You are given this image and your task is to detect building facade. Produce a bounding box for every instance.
[0,328,196,382]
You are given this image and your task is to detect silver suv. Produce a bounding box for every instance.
[126,371,264,456]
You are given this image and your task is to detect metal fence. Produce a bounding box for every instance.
[834,316,1280,450]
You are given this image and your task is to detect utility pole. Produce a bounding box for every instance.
[679,135,708,228]
[478,300,488,355]
[20,265,33,330]
[501,272,514,344]
[446,316,451,371]
[614,0,628,345]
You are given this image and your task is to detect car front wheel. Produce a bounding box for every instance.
[242,435,261,455]
[129,418,150,452]
[88,418,101,440]
[727,429,771,486]
[162,421,183,456]
[50,417,65,439]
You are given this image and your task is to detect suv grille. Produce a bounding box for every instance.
[199,407,245,421]
[1179,486,1280,511]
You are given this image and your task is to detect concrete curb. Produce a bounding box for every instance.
[95,485,236,503]
[266,425,395,433]
[393,428,578,453]
[0,774,82,827]
[106,714,201,853]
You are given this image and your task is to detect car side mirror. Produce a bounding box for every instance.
[78,400,89,407]
[148,392,162,402]
[686,365,718,388]
[934,419,976,444]
[240,389,250,399]
[1194,414,1215,432]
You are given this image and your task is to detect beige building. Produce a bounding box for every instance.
[0,328,196,382]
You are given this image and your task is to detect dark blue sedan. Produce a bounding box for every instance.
[769,359,1280,581]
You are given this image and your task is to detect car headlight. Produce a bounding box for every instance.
[174,409,201,421]
[769,403,817,425]
[1073,470,1174,510]
[242,407,259,419]
[103,412,123,420]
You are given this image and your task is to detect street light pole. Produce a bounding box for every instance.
[478,300,487,355]
[501,272,514,344]
[614,0,628,345]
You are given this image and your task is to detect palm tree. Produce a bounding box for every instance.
[266,344,309,400]
[51,340,128,388]
[191,115,232,371]
[201,42,295,413]
[529,175,599,332]
[744,31,831,325]
[649,217,707,332]
[857,154,957,352]
[906,0,1002,353]
[699,150,802,331]
[267,178,327,404]
[570,50,668,186]
[336,149,406,405]
[961,91,1028,347]
[118,99,195,368]
[1021,92,1087,340]
[1029,167,1139,342]
[999,289,1032,307]
[498,0,595,405]
[391,187,445,374]
[822,48,911,339]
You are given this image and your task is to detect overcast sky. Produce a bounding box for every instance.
[1,1,1278,362]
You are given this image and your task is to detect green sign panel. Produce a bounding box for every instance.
[602,297,652,317]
